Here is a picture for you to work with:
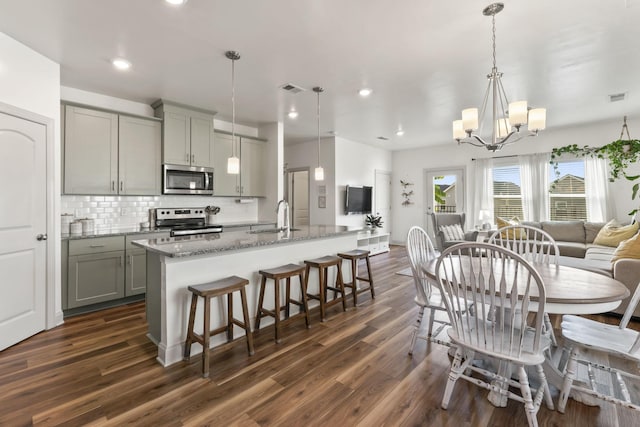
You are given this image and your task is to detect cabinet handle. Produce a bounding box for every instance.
[191,154,195,163]
[89,244,105,248]
[119,255,123,267]
[120,181,123,192]
[111,181,115,192]
[128,255,132,265]
[186,153,189,162]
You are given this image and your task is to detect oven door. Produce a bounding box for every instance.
[163,164,214,195]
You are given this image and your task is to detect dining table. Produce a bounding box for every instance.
[421,256,630,407]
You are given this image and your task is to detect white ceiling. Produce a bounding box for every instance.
[1,0,639,150]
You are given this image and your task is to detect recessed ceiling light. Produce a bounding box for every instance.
[358,88,372,97]
[165,0,188,5]
[396,129,405,136]
[112,58,131,70]
[288,110,299,119]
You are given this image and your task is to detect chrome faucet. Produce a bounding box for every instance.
[276,199,290,232]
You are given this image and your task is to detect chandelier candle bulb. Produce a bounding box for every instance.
[528,108,547,131]
[453,120,466,139]
[462,108,479,131]
[508,101,528,126]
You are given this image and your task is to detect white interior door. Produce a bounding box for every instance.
[287,169,309,228]
[375,170,392,233]
[0,111,47,350]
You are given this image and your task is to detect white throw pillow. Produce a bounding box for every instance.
[440,224,465,242]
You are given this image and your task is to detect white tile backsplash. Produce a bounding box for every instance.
[61,195,259,229]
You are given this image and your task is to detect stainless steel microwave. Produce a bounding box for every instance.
[163,164,214,195]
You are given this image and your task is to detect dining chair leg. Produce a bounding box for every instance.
[558,346,579,413]
[535,364,554,410]
[517,366,538,427]
[408,306,424,355]
[427,307,436,338]
[441,346,465,409]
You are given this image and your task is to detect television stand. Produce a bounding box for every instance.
[357,231,390,255]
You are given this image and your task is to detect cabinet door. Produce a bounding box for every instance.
[240,137,265,197]
[190,116,214,167]
[64,106,118,194]
[162,111,190,166]
[213,133,240,196]
[67,251,125,308]
[125,249,146,296]
[119,116,161,195]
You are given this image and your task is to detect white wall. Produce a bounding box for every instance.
[0,32,61,323]
[391,115,640,244]
[335,137,392,228]
[285,138,336,225]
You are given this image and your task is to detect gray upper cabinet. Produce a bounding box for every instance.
[64,106,118,194]
[119,116,161,195]
[153,101,215,168]
[213,132,240,196]
[63,105,161,195]
[213,133,266,197]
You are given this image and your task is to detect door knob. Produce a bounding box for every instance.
[36,233,48,241]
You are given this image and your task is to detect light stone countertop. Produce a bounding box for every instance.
[61,221,277,240]
[131,225,362,258]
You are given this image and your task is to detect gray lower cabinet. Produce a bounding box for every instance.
[125,250,147,296]
[67,250,125,309]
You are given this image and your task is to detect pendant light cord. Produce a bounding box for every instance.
[231,57,236,158]
[317,89,321,167]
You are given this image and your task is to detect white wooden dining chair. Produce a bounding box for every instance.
[489,224,560,346]
[558,281,640,413]
[405,226,450,353]
[435,242,554,427]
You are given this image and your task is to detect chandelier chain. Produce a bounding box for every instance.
[317,89,321,167]
[231,57,236,156]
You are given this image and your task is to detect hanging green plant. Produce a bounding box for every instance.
[550,117,640,216]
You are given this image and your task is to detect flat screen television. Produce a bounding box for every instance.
[345,185,373,214]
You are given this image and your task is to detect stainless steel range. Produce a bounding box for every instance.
[150,207,223,237]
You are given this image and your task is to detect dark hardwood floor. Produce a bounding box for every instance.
[1,245,638,426]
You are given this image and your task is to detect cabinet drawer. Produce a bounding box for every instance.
[69,236,124,255]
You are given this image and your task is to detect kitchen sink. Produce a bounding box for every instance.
[247,228,302,234]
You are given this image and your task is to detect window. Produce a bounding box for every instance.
[549,160,586,221]
[493,164,523,221]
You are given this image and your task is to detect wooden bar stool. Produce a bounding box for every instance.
[255,263,310,343]
[338,249,375,306]
[304,255,347,322]
[184,275,254,378]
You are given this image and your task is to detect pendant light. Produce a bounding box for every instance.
[313,86,324,181]
[225,51,240,174]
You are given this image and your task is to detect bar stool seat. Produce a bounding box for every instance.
[184,275,254,378]
[338,249,375,306]
[304,255,347,321]
[255,263,310,343]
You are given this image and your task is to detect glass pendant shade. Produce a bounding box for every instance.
[508,101,528,126]
[227,156,240,174]
[314,166,324,181]
[528,108,547,131]
[496,118,511,138]
[462,108,479,131]
[452,120,466,139]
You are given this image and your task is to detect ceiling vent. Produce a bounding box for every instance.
[609,92,626,102]
[377,136,389,141]
[280,83,306,94]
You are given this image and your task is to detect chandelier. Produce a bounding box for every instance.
[452,3,546,152]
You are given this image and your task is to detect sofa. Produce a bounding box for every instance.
[496,220,640,318]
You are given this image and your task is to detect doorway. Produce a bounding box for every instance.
[286,168,310,228]
[424,167,466,238]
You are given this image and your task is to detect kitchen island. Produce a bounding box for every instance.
[132,225,361,366]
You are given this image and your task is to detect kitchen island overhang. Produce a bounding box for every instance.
[132,225,362,367]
